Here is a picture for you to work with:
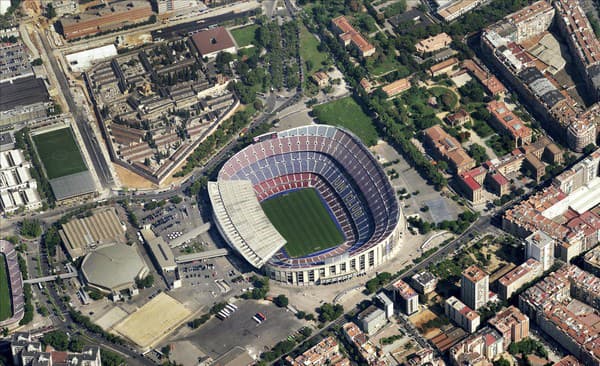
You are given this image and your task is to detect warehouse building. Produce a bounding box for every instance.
[59,208,126,259]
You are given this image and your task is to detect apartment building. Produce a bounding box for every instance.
[497,258,543,300]
[331,16,376,58]
[341,322,386,366]
[524,230,555,271]
[448,327,504,366]
[415,33,452,54]
[423,125,475,174]
[461,265,489,310]
[286,336,350,366]
[411,270,438,295]
[391,279,419,315]
[487,306,529,348]
[382,78,411,98]
[11,332,101,366]
[486,100,532,147]
[584,246,600,276]
[445,296,481,333]
[357,305,388,336]
[518,265,600,365]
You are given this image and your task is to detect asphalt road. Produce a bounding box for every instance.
[38,30,114,189]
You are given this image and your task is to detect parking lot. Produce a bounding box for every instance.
[371,141,463,223]
[179,299,306,359]
[134,197,204,243]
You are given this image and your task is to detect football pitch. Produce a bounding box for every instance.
[0,255,12,321]
[32,128,87,180]
[261,188,344,258]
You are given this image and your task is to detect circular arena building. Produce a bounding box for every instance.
[209,125,402,285]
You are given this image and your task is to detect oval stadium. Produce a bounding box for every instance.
[208,125,402,285]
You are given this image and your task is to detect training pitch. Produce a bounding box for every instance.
[261,188,344,258]
[0,255,12,321]
[32,127,87,180]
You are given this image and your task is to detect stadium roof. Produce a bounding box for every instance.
[208,180,286,268]
[81,244,148,292]
[0,76,49,111]
[50,170,96,201]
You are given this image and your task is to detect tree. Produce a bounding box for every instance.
[46,3,56,18]
[20,219,42,238]
[169,195,182,204]
[101,349,126,366]
[31,58,43,66]
[316,303,343,322]
[42,330,70,351]
[583,143,597,155]
[273,294,289,308]
[468,143,489,165]
[136,275,154,289]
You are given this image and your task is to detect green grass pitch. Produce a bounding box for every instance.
[0,255,12,321]
[261,188,344,258]
[32,128,87,180]
[312,96,379,146]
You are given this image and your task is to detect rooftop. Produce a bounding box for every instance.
[190,27,236,57]
[462,265,488,282]
[392,279,417,299]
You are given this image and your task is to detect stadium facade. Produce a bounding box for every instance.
[209,126,402,285]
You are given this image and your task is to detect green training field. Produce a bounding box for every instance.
[231,25,259,48]
[32,128,87,180]
[0,255,12,321]
[261,188,344,258]
[312,96,379,146]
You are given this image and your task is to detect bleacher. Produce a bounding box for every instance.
[217,126,399,269]
[0,240,25,327]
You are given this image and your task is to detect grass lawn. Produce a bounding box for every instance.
[313,96,379,146]
[429,86,459,109]
[0,255,12,321]
[261,188,344,258]
[32,128,87,180]
[300,26,329,75]
[231,25,259,48]
[367,55,403,76]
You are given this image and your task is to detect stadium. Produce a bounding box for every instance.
[0,240,24,329]
[209,126,402,285]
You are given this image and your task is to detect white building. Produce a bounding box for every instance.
[524,230,555,271]
[461,265,489,310]
[0,149,42,214]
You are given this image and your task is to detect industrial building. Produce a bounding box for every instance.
[58,0,153,40]
[0,149,41,214]
[190,26,236,59]
[0,76,50,126]
[59,207,126,259]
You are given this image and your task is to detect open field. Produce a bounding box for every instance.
[300,26,329,75]
[113,293,191,349]
[231,25,259,47]
[261,188,344,258]
[32,128,87,179]
[0,255,11,321]
[312,96,379,146]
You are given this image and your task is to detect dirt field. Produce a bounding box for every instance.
[113,293,192,349]
[114,164,157,189]
[409,309,443,339]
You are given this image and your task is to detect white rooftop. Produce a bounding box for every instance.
[208,180,286,268]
